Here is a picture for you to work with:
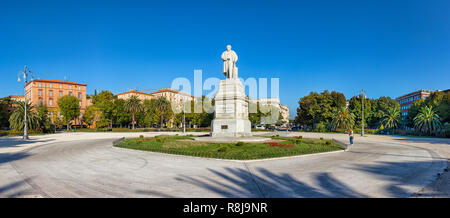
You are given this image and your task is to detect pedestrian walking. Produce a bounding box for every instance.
[348,129,354,145]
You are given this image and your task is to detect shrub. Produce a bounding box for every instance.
[320,137,324,140]
[264,141,294,148]
[325,141,331,145]
[297,136,303,139]
[264,142,279,147]
[296,139,302,144]
[218,146,228,152]
[236,141,245,146]
[139,135,144,139]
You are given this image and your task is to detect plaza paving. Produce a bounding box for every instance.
[0,132,448,198]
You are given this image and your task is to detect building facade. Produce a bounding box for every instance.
[150,88,195,111]
[280,104,290,123]
[396,90,432,117]
[25,79,87,122]
[251,97,290,124]
[9,95,25,102]
[117,90,156,101]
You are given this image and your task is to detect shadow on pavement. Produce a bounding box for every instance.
[176,167,367,198]
[0,138,55,148]
[351,160,447,197]
[393,137,450,145]
[0,152,31,165]
[176,159,447,198]
[135,190,177,198]
[0,178,32,197]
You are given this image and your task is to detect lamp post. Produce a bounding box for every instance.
[361,89,366,136]
[183,99,186,133]
[17,65,34,140]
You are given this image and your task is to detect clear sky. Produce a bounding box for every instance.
[1,0,449,118]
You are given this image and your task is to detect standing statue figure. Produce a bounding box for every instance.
[221,45,238,79]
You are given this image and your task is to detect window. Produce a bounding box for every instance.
[69,92,73,96]
[49,84,53,88]
[38,98,43,105]
[39,83,42,87]
[69,85,72,89]
[49,99,53,106]
[38,90,42,96]
[79,101,82,106]
[59,91,63,97]
[78,93,82,99]
[49,90,53,97]
[59,84,63,89]
[78,86,81,91]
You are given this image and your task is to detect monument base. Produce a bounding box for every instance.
[210,78,252,138]
[211,118,252,137]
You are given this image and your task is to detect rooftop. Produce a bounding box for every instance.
[395,89,433,100]
[117,90,154,96]
[26,79,87,87]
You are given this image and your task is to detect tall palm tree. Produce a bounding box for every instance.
[9,101,39,131]
[155,97,171,128]
[331,107,355,131]
[382,107,401,131]
[124,95,142,129]
[414,105,442,135]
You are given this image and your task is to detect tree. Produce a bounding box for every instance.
[0,97,14,128]
[331,107,355,131]
[404,99,424,128]
[424,91,450,124]
[382,107,401,132]
[370,97,400,128]
[330,91,346,108]
[124,95,142,129]
[155,97,172,128]
[414,106,442,135]
[435,92,450,124]
[8,102,40,131]
[295,90,345,130]
[83,105,101,128]
[348,95,373,129]
[113,99,131,128]
[36,103,53,132]
[248,101,262,127]
[57,95,80,130]
[92,90,115,128]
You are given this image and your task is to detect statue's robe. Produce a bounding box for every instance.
[221,50,238,78]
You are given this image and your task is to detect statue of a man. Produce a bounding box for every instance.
[221,45,238,78]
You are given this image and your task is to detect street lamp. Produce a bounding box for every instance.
[361,89,366,136]
[17,65,34,140]
[183,99,186,133]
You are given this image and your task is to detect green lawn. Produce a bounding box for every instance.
[115,135,345,160]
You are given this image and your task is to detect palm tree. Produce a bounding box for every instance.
[382,107,401,132]
[155,97,171,128]
[9,101,39,131]
[331,107,355,131]
[35,103,52,132]
[414,105,442,135]
[124,95,142,129]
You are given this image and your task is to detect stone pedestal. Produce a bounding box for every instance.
[211,78,252,137]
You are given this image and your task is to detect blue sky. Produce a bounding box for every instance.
[1,0,449,118]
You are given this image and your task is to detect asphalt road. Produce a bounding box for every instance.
[0,137,447,198]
